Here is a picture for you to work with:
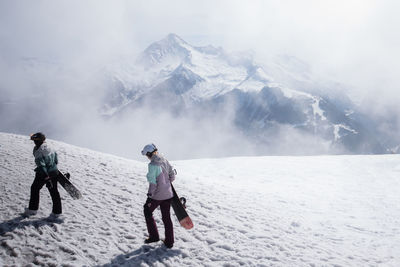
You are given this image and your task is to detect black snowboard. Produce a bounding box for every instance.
[57,172,82,200]
[170,184,193,229]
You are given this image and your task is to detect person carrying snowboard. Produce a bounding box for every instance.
[141,143,175,248]
[23,132,62,218]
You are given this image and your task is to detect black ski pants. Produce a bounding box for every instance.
[28,170,62,214]
[144,198,174,246]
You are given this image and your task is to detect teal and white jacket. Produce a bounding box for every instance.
[146,154,175,200]
[33,142,58,176]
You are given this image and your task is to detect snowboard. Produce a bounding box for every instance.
[57,172,82,200]
[170,184,193,230]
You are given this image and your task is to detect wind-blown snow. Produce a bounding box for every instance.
[1,133,399,266]
[333,124,359,142]
[311,97,326,121]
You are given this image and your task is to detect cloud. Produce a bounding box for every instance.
[63,105,257,161]
[0,1,138,66]
[63,103,343,161]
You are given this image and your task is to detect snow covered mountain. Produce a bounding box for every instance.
[1,133,400,266]
[102,34,386,155]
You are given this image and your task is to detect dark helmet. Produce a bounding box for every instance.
[30,132,46,142]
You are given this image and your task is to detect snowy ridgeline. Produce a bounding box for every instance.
[1,133,400,267]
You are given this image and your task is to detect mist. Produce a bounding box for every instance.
[58,109,336,162]
[1,0,399,159]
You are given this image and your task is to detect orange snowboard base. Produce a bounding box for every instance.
[179,217,194,229]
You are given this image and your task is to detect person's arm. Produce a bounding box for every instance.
[35,156,49,176]
[167,161,176,183]
[146,164,161,198]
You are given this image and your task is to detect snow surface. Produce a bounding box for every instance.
[1,133,400,266]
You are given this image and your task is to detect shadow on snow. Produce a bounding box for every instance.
[97,245,182,267]
[0,215,62,236]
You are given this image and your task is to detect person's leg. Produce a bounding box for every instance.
[160,198,174,247]
[28,172,46,211]
[47,172,62,214]
[143,198,161,241]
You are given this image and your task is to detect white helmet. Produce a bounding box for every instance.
[141,143,157,156]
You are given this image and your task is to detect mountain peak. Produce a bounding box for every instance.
[155,33,190,49]
[137,33,191,67]
[165,33,186,43]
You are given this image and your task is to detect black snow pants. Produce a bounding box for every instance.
[144,198,174,247]
[28,170,62,214]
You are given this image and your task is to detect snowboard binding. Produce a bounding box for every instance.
[179,197,186,209]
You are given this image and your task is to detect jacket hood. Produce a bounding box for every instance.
[33,142,52,159]
[150,154,165,166]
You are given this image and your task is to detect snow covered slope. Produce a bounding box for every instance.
[1,133,400,266]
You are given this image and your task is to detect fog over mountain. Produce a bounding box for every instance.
[0,33,396,159]
[100,34,388,155]
[1,1,399,159]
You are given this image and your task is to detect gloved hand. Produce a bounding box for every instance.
[145,196,153,205]
[44,177,53,189]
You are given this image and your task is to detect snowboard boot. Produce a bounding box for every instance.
[163,240,173,249]
[144,237,160,244]
[22,208,37,217]
[47,213,64,222]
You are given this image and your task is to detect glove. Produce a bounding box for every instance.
[146,197,152,204]
[44,177,53,189]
